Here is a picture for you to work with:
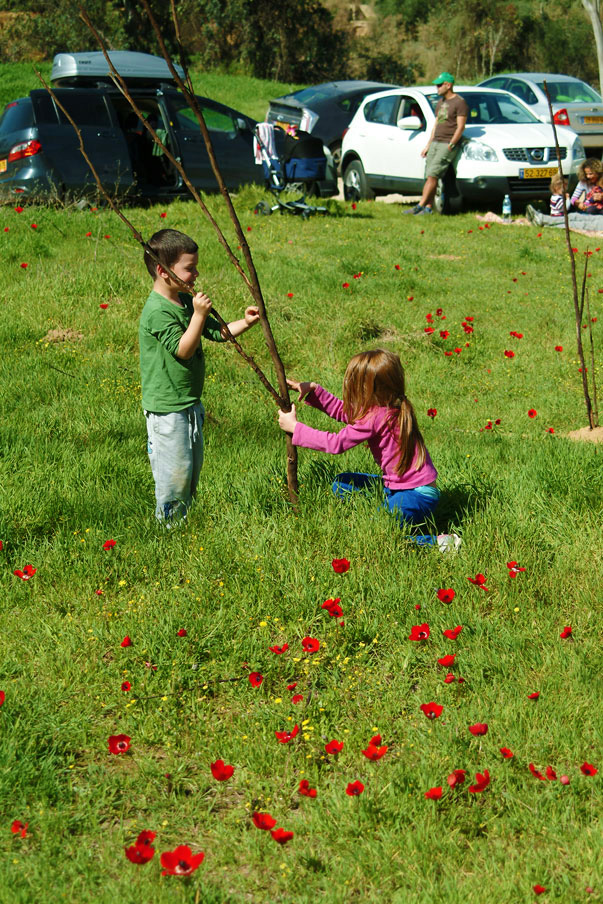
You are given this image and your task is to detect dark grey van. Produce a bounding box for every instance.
[0,51,321,203]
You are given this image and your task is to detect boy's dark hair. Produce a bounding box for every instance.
[144,229,198,278]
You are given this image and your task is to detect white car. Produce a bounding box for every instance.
[341,86,585,212]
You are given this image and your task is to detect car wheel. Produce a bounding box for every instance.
[343,160,373,201]
[329,141,342,174]
[254,200,272,215]
[434,169,463,215]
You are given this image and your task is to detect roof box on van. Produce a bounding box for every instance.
[51,51,185,87]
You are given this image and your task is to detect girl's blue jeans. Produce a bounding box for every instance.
[332,472,440,545]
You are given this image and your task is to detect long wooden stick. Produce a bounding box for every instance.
[35,69,284,410]
[78,3,299,504]
[543,80,596,429]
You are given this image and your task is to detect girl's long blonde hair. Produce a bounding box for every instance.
[342,349,426,477]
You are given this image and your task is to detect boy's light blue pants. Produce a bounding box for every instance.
[145,402,205,522]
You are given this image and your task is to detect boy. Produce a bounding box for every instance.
[139,228,259,522]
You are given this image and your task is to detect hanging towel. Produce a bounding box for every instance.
[254,122,277,163]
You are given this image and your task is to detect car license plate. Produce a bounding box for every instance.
[519,167,559,179]
[0,159,6,173]
[583,116,603,124]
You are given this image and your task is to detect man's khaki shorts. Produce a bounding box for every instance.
[425,141,459,179]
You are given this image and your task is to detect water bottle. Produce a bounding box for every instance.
[502,194,512,221]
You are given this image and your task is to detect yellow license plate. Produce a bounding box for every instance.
[584,116,603,124]
[0,159,6,173]
[520,166,559,179]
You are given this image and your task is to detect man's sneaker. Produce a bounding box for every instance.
[415,205,433,215]
[403,203,424,214]
[437,533,462,553]
[526,204,543,226]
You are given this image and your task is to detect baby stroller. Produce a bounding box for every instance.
[253,123,328,218]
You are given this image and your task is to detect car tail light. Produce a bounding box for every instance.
[342,128,349,140]
[8,139,42,162]
[553,109,570,126]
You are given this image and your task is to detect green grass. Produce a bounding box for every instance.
[0,187,602,903]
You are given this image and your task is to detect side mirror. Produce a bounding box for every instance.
[236,117,249,132]
[397,115,422,130]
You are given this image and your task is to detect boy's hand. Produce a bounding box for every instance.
[192,292,212,317]
[287,377,316,400]
[244,306,260,326]
[278,404,297,434]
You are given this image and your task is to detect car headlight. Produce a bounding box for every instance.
[572,137,586,159]
[462,140,498,162]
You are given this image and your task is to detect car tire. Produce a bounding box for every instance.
[329,140,342,175]
[343,160,373,201]
[434,168,463,215]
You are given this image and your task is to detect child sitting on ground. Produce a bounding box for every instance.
[549,173,568,217]
[139,228,259,522]
[278,348,459,550]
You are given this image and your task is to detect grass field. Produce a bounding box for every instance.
[1,65,602,904]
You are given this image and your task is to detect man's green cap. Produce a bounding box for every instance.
[433,72,455,85]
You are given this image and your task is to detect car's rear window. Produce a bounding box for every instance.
[425,91,540,124]
[535,80,601,104]
[54,93,113,127]
[0,101,34,134]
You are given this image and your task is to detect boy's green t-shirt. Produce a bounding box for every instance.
[139,290,225,413]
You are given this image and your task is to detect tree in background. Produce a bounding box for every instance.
[582,0,603,94]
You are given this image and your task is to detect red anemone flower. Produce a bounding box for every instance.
[275,724,299,744]
[121,681,131,692]
[555,345,563,352]
[370,734,382,745]
[443,625,463,640]
[301,636,320,653]
[504,350,515,358]
[211,759,234,781]
[160,845,205,876]
[560,626,572,639]
[331,558,350,573]
[409,623,430,641]
[287,682,297,690]
[424,786,442,800]
[102,538,116,550]
[108,734,131,754]
[528,409,538,418]
[467,573,489,590]
[14,206,24,213]
[420,702,443,719]
[271,828,294,844]
[0,691,5,707]
[11,820,28,837]
[437,654,456,668]
[125,842,155,864]
[529,763,546,780]
[325,739,344,755]
[581,762,598,776]
[291,694,304,704]
[120,636,132,647]
[176,628,187,637]
[528,692,540,700]
[427,408,437,418]
[533,886,547,896]
[447,769,466,788]
[440,329,449,339]
[299,779,317,798]
[322,598,343,618]
[362,743,388,761]
[500,747,514,758]
[437,588,455,603]
[252,811,277,830]
[444,674,455,683]
[248,672,264,687]
[342,282,350,288]
[13,564,36,580]
[546,766,557,780]
[269,644,289,654]
[345,780,364,796]
[468,723,488,736]
[468,769,490,793]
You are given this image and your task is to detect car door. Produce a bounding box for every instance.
[31,89,133,195]
[166,94,258,191]
[359,92,426,190]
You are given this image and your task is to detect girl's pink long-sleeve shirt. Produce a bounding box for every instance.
[292,385,438,490]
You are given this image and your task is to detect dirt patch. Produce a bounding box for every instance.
[566,425,603,443]
[43,327,84,343]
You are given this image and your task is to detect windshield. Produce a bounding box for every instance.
[535,80,601,103]
[426,91,541,124]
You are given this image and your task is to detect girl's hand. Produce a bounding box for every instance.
[287,377,316,400]
[244,306,260,326]
[278,404,298,434]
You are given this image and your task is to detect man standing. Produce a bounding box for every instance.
[409,72,468,215]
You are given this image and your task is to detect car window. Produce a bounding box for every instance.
[338,93,365,115]
[55,93,112,128]
[0,100,34,133]
[290,86,335,104]
[398,96,425,122]
[425,91,539,123]
[506,79,538,105]
[364,94,401,125]
[171,97,236,137]
[535,80,602,103]
[482,77,507,91]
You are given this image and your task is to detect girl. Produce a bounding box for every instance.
[278,349,459,550]
[569,158,603,211]
[549,173,568,217]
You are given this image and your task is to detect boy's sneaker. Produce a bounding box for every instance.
[437,533,462,553]
[526,204,543,226]
[415,205,432,215]
[403,203,424,214]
